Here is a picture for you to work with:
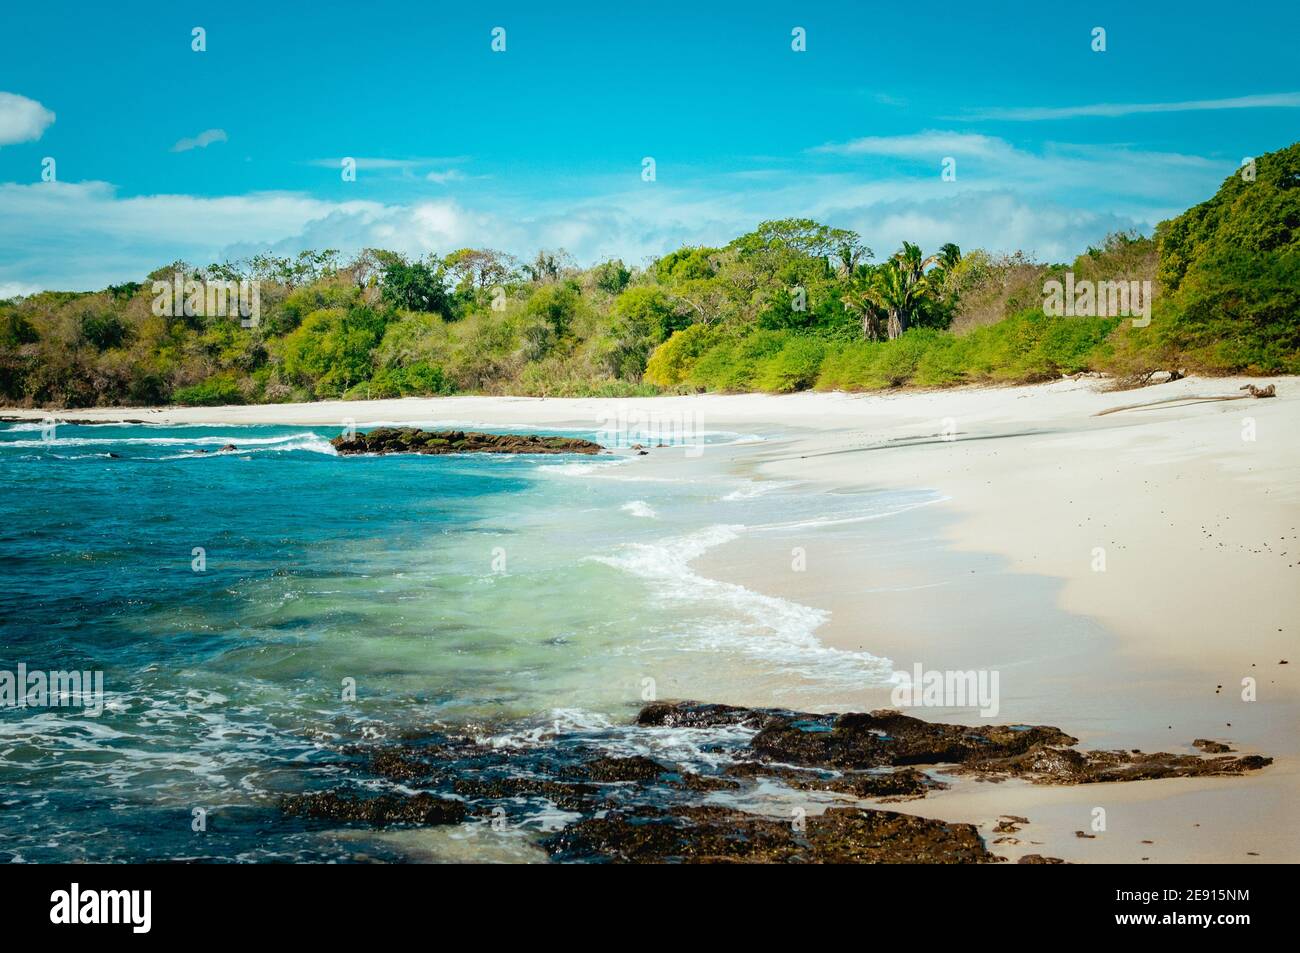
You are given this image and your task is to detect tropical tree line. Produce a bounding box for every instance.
[1,142,1297,408]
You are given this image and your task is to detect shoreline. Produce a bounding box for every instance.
[7,375,1298,862]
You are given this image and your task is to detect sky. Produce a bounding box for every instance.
[1,0,1298,294]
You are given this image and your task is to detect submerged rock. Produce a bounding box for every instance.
[281,790,465,826]
[451,777,603,813]
[330,427,603,456]
[577,755,670,782]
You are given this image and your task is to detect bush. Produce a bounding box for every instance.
[686,330,789,391]
[643,323,719,386]
[358,362,454,398]
[171,374,244,406]
[755,336,826,392]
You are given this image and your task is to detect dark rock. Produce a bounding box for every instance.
[1018,854,1067,864]
[747,708,1076,769]
[959,746,1272,784]
[543,805,999,864]
[331,427,603,456]
[635,700,791,730]
[725,761,940,799]
[452,777,602,812]
[667,772,741,793]
[1192,739,1233,753]
[577,755,669,782]
[274,701,1274,862]
[281,790,465,826]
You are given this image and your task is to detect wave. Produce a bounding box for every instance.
[4,432,336,454]
[590,524,895,687]
[156,435,337,459]
[747,494,948,532]
[534,458,632,477]
[476,707,758,770]
[620,500,657,519]
[721,480,794,501]
[2,421,53,432]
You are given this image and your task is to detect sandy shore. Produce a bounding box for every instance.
[7,374,1298,862]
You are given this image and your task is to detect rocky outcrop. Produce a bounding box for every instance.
[746,707,1077,768]
[330,427,603,456]
[957,745,1272,784]
[275,699,1273,863]
[543,805,999,864]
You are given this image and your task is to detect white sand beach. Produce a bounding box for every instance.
[7,374,1297,863]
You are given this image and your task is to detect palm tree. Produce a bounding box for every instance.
[842,244,954,341]
[840,264,888,341]
[873,262,917,340]
[937,242,962,271]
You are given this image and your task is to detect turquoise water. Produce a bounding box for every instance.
[0,421,929,861]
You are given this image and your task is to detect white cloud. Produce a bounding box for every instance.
[171,129,227,152]
[425,169,464,184]
[959,91,1300,122]
[807,132,1220,209]
[0,280,41,299]
[0,92,55,145]
[307,156,469,172]
[0,137,1234,291]
[813,131,1013,160]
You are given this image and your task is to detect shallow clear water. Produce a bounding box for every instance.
[0,420,934,861]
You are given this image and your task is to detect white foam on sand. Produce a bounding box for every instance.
[590,523,895,688]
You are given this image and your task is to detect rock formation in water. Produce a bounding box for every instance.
[330,427,604,456]
[277,701,1272,863]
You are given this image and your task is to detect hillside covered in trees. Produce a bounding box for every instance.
[2,143,1297,409]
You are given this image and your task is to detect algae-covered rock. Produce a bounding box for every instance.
[330,428,603,456]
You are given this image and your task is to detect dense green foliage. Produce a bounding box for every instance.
[2,143,1296,407]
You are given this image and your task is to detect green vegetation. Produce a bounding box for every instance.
[2,143,1296,408]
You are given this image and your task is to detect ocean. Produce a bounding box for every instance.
[0,420,934,861]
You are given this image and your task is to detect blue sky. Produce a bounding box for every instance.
[2,0,1298,292]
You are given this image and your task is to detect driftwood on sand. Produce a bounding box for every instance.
[1094,383,1276,417]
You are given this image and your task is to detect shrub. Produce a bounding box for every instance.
[643,323,719,386]
[755,336,827,392]
[171,374,244,406]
